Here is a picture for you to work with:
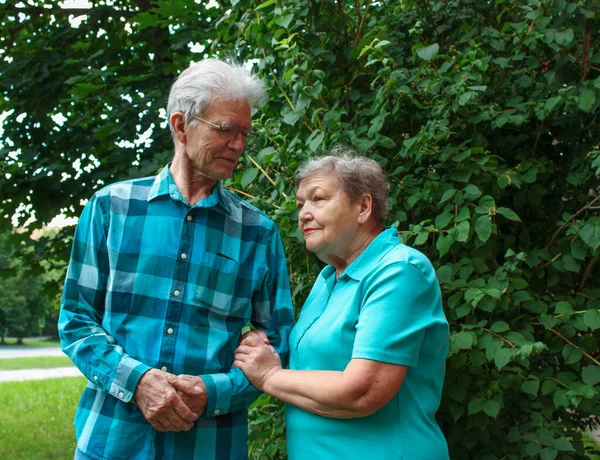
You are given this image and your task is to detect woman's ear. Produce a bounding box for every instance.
[357,193,374,224]
[170,112,187,144]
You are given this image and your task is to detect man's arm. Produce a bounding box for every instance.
[174,226,295,417]
[59,195,151,401]
[59,195,199,431]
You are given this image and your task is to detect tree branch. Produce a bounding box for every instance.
[545,195,600,251]
[548,328,600,366]
[578,256,597,293]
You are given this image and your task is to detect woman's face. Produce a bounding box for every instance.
[296,172,362,264]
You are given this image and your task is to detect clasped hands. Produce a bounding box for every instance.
[134,369,207,433]
[233,330,282,392]
[134,330,281,433]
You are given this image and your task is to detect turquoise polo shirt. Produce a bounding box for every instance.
[285,227,449,460]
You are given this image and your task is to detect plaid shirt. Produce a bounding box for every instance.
[59,164,294,460]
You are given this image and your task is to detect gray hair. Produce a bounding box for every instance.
[295,145,390,225]
[167,58,266,137]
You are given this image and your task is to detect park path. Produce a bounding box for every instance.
[0,343,83,382]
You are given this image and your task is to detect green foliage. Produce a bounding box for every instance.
[0,231,59,341]
[0,377,85,459]
[1,0,599,458]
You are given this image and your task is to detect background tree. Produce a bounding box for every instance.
[1,0,599,458]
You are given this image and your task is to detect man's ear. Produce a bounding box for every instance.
[170,112,187,144]
[357,193,373,224]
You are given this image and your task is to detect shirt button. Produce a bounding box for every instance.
[161,366,168,372]
[214,409,220,415]
[119,392,125,399]
[93,375,98,381]
[181,253,187,259]
[173,290,180,297]
[167,328,174,335]
[186,215,192,221]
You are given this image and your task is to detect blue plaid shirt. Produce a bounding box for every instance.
[59,164,295,460]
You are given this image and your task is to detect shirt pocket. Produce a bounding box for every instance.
[193,252,248,317]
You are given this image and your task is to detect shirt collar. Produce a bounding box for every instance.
[339,227,400,281]
[148,163,232,215]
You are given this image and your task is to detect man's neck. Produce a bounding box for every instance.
[170,154,217,206]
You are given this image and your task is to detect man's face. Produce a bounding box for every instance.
[184,98,252,181]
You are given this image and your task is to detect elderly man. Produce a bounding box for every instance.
[59,59,295,460]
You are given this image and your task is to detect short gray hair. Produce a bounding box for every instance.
[295,145,390,225]
[167,58,266,137]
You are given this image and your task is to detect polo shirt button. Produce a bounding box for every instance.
[119,392,125,399]
[186,215,192,221]
[181,253,187,259]
[173,290,180,297]
[214,409,220,415]
[93,375,98,381]
[167,328,173,335]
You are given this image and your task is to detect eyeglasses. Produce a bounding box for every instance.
[192,116,255,141]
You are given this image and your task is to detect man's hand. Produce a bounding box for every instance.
[233,333,282,392]
[134,369,201,432]
[172,375,208,416]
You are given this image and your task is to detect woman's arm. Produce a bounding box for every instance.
[233,334,407,419]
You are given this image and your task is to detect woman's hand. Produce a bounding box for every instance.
[233,332,282,391]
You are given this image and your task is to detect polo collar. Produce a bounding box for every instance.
[337,227,400,281]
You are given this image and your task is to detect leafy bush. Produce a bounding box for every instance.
[1,0,599,458]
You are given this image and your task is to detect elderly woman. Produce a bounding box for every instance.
[234,147,449,459]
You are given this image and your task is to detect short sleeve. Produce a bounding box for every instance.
[352,262,440,367]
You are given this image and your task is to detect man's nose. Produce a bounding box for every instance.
[228,132,246,151]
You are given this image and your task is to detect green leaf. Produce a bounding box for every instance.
[551,438,575,452]
[483,400,500,417]
[452,331,474,350]
[440,189,457,203]
[545,96,562,114]
[562,344,584,365]
[475,195,495,213]
[455,207,470,222]
[571,240,588,260]
[256,0,277,10]
[435,212,453,229]
[275,14,295,29]
[449,166,472,183]
[540,447,558,460]
[491,321,509,333]
[583,310,600,330]
[456,221,470,242]
[475,215,492,243]
[417,43,440,61]
[582,365,600,386]
[467,397,484,415]
[496,207,521,222]
[555,301,573,315]
[554,28,574,46]
[375,40,391,49]
[241,168,259,188]
[521,380,540,396]
[579,218,600,250]
[414,231,429,245]
[307,130,325,152]
[578,88,596,113]
[436,265,453,284]
[436,233,455,257]
[463,184,482,200]
[494,348,513,370]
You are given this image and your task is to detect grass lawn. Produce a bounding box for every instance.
[0,356,74,371]
[0,377,86,460]
[1,338,60,347]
